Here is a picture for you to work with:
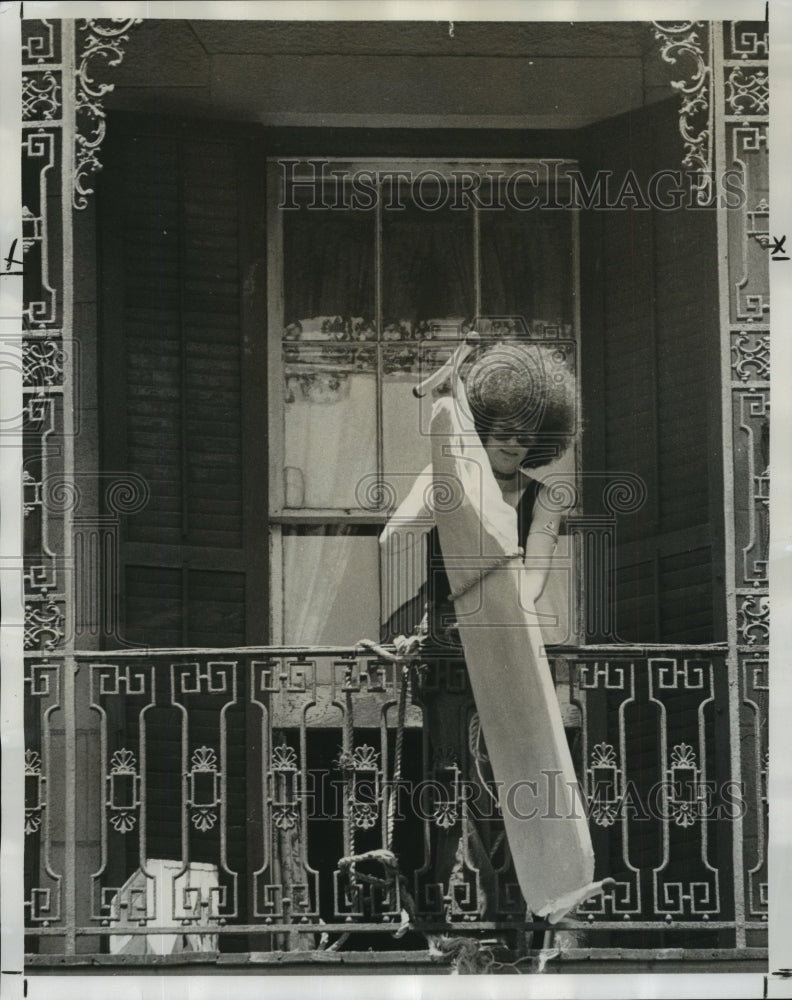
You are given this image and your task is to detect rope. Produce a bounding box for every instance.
[356,638,420,853]
[468,711,500,809]
[427,934,496,974]
[387,661,411,852]
[336,637,421,924]
[488,947,561,974]
[446,550,523,602]
[343,687,356,868]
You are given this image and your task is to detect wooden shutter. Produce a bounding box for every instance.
[577,101,729,943]
[99,115,268,648]
[98,118,267,923]
[579,99,724,643]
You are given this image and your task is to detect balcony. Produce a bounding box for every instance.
[23,643,767,974]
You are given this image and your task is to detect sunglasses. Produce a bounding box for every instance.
[488,427,538,448]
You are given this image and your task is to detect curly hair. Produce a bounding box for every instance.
[464,341,576,468]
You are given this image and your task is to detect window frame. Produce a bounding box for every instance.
[265,156,583,645]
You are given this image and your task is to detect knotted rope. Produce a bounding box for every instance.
[356,636,419,852]
[332,636,422,941]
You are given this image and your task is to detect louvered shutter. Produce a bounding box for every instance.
[98,118,267,918]
[578,101,729,944]
[99,116,268,648]
[579,99,724,643]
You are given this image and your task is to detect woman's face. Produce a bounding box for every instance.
[483,427,531,477]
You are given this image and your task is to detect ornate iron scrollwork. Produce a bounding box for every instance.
[22,70,61,121]
[106,748,141,834]
[74,19,142,209]
[24,596,65,651]
[187,745,221,833]
[651,21,713,205]
[25,749,45,835]
[338,743,382,830]
[587,742,622,828]
[666,743,701,828]
[738,593,770,646]
[271,741,300,831]
[726,65,769,115]
[732,331,770,382]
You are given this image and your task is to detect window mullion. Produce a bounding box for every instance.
[473,201,481,320]
[375,176,384,637]
[375,174,384,487]
[267,159,286,518]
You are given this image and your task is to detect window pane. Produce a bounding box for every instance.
[381,345,454,509]
[283,186,375,328]
[283,345,377,509]
[480,182,575,332]
[382,193,474,331]
[283,529,379,645]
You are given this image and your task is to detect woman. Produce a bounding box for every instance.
[424,339,577,650]
[380,337,592,935]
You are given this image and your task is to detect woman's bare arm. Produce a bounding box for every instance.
[521,482,567,603]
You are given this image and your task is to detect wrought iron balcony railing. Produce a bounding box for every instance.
[23,643,767,968]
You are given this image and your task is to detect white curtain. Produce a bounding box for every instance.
[282,371,379,644]
[283,531,379,645]
[284,371,376,509]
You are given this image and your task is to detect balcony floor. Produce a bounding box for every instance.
[25,946,768,976]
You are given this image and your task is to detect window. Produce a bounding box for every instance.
[266,159,581,646]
